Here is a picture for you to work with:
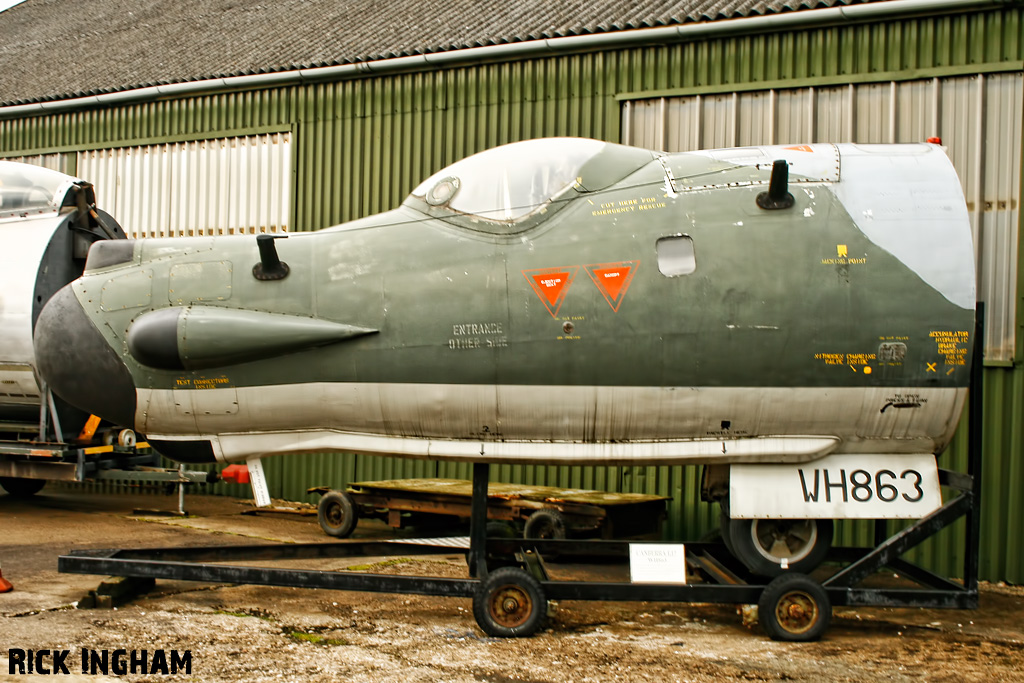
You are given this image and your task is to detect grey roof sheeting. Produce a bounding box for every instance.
[0,0,894,106]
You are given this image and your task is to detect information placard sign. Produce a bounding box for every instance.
[629,544,687,584]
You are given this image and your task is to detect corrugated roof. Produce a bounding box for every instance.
[0,0,894,106]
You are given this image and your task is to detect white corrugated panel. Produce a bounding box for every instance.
[737,90,772,147]
[1,153,70,173]
[77,133,291,239]
[623,73,1023,362]
[702,94,737,149]
[814,85,854,142]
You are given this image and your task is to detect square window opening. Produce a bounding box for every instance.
[657,235,696,276]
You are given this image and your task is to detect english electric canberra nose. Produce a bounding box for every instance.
[32,138,974,477]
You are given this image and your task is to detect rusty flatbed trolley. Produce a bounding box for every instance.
[57,316,986,641]
[310,478,667,540]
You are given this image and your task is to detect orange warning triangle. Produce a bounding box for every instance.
[523,266,580,317]
[784,145,814,153]
[593,267,629,300]
[532,272,570,306]
[585,261,639,312]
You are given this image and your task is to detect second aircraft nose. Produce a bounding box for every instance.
[33,283,138,429]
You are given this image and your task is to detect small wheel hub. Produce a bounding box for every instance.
[326,505,342,524]
[490,586,532,628]
[776,591,818,635]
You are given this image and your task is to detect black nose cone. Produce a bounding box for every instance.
[34,284,137,429]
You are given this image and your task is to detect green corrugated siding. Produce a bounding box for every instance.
[3,7,1023,582]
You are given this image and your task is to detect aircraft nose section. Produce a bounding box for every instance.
[34,284,138,429]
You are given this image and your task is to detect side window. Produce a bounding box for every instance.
[656,235,696,276]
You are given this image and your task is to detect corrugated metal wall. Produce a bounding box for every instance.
[291,60,621,231]
[623,72,1023,362]
[77,133,291,238]
[1,7,1021,582]
[1,152,69,172]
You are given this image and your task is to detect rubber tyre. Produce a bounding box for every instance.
[523,509,567,540]
[317,490,358,538]
[727,517,833,577]
[758,573,831,642]
[718,502,736,557]
[0,477,46,498]
[486,521,518,539]
[473,567,548,638]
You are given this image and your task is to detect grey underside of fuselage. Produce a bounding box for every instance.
[138,383,966,464]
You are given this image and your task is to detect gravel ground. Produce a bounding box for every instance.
[0,488,1021,682]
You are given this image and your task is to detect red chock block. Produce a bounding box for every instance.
[220,464,251,485]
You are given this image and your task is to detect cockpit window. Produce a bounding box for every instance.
[0,161,77,218]
[411,138,607,224]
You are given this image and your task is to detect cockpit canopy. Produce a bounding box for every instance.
[0,161,89,220]
[405,138,656,235]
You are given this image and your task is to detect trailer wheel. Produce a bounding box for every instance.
[317,490,358,538]
[758,573,831,642]
[523,509,566,540]
[0,477,46,498]
[728,517,833,577]
[117,429,137,447]
[473,567,547,638]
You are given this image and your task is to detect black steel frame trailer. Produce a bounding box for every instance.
[57,315,985,642]
[309,478,668,540]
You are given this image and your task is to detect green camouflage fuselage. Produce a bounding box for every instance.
[36,140,975,466]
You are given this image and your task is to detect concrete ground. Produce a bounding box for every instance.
[0,486,1021,682]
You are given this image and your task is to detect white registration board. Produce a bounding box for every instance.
[729,453,941,519]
